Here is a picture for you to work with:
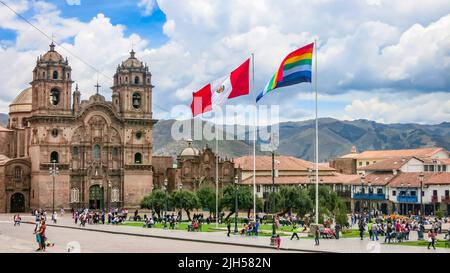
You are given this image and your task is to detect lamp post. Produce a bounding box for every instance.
[178,183,183,221]
[270,150,277,244]
[49,160,59,214]
[367,180,372,221]
[234,176,239,234]
[360,173,365,215]
[163,178,168,216]
[419,172,424,218]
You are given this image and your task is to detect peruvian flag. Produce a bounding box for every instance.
[191,59,250,116]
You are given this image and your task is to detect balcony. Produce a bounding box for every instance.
[337,191,351,198]
[442,196,450,204]
[353,193,386,200]
[432,195,438,204]
[397,195,418,203]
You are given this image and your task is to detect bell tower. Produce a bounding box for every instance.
[31,42,73,116]
[111,50,153,119]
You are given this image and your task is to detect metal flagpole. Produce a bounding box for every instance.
[215,112,219,228]
[314,39,319,225]
[252,53,257,221]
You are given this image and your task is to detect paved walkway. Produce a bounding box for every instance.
[5,214,449,253]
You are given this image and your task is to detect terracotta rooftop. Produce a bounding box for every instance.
[234,155,335,171]
[240,172,359,185]
[387,172,450,187]
[349,172,396,186]
[357,157,416,171]
[0,126,12,132]
[353,147,446,160]
[419,157,450,165]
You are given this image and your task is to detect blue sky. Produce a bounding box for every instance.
[0,0,450,124]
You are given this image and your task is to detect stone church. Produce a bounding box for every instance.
[0,43,156,213]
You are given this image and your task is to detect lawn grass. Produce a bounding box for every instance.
[122,221,292,236]
[389,239,450,249]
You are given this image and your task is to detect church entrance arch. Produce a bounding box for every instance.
[89,185,104,210]
[10,192,25,213]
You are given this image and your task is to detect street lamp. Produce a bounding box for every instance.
[419,172,424,218]
[360,173,365,215]
[163,178,168,216]
[49,160,59,214]
[367,181,372,221]
[234,176,239,234]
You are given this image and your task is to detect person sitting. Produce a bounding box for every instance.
[246,224,254,236]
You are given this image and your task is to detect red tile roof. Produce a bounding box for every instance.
[240,172,359,185]
[354,147,446,160]
[234,155,335,171]
[387,172,450,187]
[357,157,416,171]
[357,173,396,186]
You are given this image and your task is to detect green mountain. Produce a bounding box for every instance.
[153,118,450,162]
[1,113,449,162]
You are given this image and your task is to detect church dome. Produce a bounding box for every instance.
[9,87,32,113]
[180,140,200,156]
[40,42,65,63]
[121,50,144,68]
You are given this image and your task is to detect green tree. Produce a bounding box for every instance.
[308,185,346,224]
[171,189,200,221]
[221,185,255,220]
[266,191,283,214]
[196,187,217,217]
[139,189,169,218]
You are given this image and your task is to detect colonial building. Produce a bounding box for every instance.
[0,43,156,213]
[152,140,238,193]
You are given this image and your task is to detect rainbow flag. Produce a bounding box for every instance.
[256,42,314,102]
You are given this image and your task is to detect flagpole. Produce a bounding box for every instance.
[314,39,319,225]
[215,112,219,228]
[251,53,257,222]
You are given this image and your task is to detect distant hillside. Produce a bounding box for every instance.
[2,112,448,162]
[0,113,7,127]
[154,118,450,162]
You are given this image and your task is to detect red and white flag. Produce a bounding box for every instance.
[191,59,250,116]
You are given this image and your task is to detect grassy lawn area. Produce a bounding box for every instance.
[388,239,450,249]
[341,229,369,238]
[122,221,292,236]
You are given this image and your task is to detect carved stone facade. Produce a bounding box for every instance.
[152,141,239,193]
[0,44,156,212]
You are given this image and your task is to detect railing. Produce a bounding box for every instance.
[353,193,386,200]
[397,195,418,203]
[442,196,450,204]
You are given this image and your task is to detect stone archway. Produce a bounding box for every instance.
[10,193,25,213]
[89,185,104,210]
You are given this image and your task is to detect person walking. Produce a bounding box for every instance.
[371,222,378,241]
[427,229,437,250]
[314,226,320,246]
[227,220,231,237]
[335,223,341,239]
[52,211,57,224]
[14,214,21,226]
[291,225,300,240]
[358,221,365,240]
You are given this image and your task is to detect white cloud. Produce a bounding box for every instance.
[138,0,157,16]
[1,0,450,125]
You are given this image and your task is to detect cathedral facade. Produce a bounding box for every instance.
[0,43,156,213]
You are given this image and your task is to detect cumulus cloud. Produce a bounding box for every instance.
[137,0,157,16]
[0,0,450,125]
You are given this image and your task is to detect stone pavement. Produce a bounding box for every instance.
[4,214,449,253]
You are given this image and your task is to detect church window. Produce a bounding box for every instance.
[14,167,22,181]
[51,128,58,137]
[67,73,70,79]
[132,93,141,109]
[70,188,79,203]
[112,147,119,157]
[72,146,79,158]
[111,188,120,202]
[134,153,142,164]
[93,145,101,160]
[53,71,58,79]
[134,76,140,84]
[50,151,59,163]
[135,131,142,140]
[42,71,46,78]
[50,88,60,105]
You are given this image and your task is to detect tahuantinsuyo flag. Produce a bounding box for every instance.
[256,43,313,102]
[191,59,250,116]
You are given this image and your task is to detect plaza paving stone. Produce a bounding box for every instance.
[2,214,449,253]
